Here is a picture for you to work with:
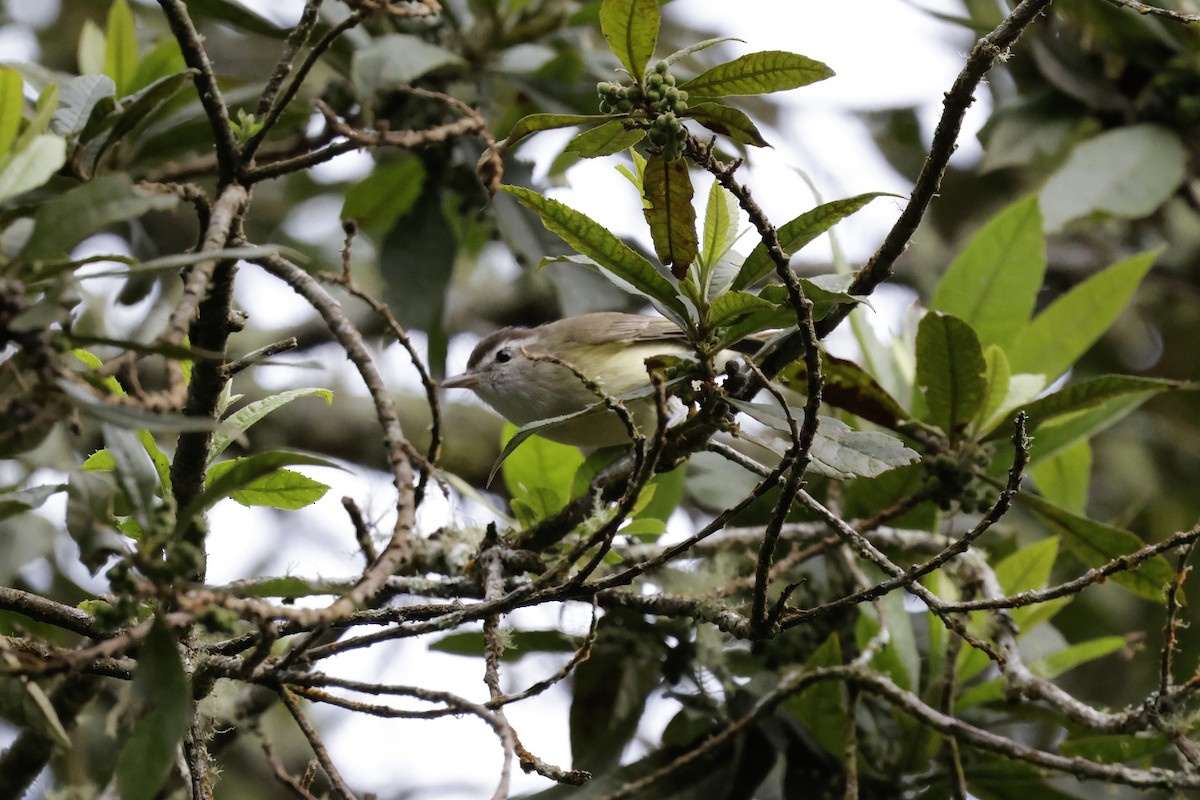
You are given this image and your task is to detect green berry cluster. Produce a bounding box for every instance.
[597,60,690,161]
[926,447,995,514]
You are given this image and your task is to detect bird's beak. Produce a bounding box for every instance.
[441,371,479,390]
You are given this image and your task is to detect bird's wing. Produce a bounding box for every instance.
[581,313,687,345]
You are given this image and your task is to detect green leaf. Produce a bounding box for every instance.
[0,68,23,155]
[501,423,584,523]
[783,633,845,756]
[598,0,660,79]
[996,536,1059,594]
[178,452,338,533]
[985,375,1186,443]
[0,135,67,204]
[2,673,72,750]
[641,154,697,279]
[1030,439,1091,515]
[1040,124,1186,232]
[80,69,194,171]
[729,405,920,479]
[797,274,866,321]
[115,617,190,800]
[779,353,920,434]
[1037,635,1127,678]
[498,113,609,150]
[208,387,334,463]
[102,424,163,533]
[138,429,172,493]
[634,466,685,526]
[500,185,689,324]
[709,290,782,329]
[1057,733,1169,764]
[20,173,179,262]
[1007,249,1158,380]
[0,483,65,522]
[980,374,1047,438]
[683,102,768,146]
[430,629,579,661]
[700,179,739,272]
[857,589,919,691]
[661,37,744,67]
[65,469,124,572]
[351,34,465,100]
[104,0,139,96]
[915,312,987,435]
[930,195,1045,349]
[681,50,833,97]
[129,36,187,95]
[77,20,107,78]
[958,537,1062,683]
[52,74,117,136]
[341,157,426,236]
[734,192,891,289]
[12,84,59,153]
[565,119,646,158]
[218,466,330,510]
[808,417,921,479]
[1020,390,1163,468]
[569,611,664,772]
[993,536,1064,631]
[1017,492,1176,603]
[975,345,1012,432]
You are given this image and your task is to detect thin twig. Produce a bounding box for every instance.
[243,7,367,160]
[252,251,418,618]
[279,687,359,800]
[156,0,240,183]
[1159,540,1195,694]
[254,0,325,118]
[479,537,515,800]
[1100,0,1200,22]
[263,740,323,800]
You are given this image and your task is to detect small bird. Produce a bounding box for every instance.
[443,312,727,447]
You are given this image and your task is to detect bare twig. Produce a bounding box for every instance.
[156,0,240,183]
[263,740,323,800]
[248,93,491,184]
[1100,0,1200,22]
[279,687,359,800]
[479,539,516,800]
[254,0,325,118]
[252,252,418,617]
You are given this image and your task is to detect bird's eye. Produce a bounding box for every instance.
[495,348,513,364]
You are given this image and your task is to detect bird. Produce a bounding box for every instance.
[442,312,741,447]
